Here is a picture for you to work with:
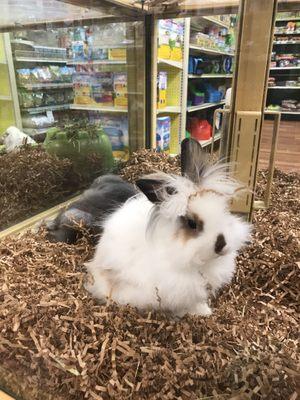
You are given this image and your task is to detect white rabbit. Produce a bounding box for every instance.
[85,139,251,317]
[1,126,36,152]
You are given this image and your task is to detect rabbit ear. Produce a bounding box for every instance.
[181,138,208,182]
[136,178,175,204]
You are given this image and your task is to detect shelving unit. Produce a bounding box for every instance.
[0,33,21,133]
[266,12,300,118]
[157,58,183,69]
[68,60,126,65]
[268,86,300,89]
[151,14,235,155]
[189,44,234,57]
[156,106,181,114]
[189,73,232,79]
[270,66,300,70]
[187,100,225,113]
[199,132,221,148]
[20,83,73,90]
[21,104,71,114]
[70,104,127,113]
[184,14,235,152]
[14,57,69,63]
[151,18,188,154]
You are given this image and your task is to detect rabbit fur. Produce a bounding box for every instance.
[47,174,137,244]
[1,126,36,152]
[86,139,251,316]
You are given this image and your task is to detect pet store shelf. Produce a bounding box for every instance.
[191,16,230,30]
[188,74,233,79]
[14,57,69,64]
[21,104,71,114]
[276,17,300,22]
[265,109,300,115]
[70,104,128,113]
[199,132,221,148]
[68,60,126,65]
[280,110,300,115]
[274,32,300,35]
[156,106,181,114]
[189,44,234,57]
[157,58,183,69]
[0,95,12,101]
[201,16,230,29]
[268,86,300,89]
[187,101,225,113]
[270,66,300,70]
[273,40,300,44]
[19,83,73,90]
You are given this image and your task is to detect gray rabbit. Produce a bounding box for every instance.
[47,175,137,244]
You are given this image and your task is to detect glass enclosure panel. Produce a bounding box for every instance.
[1,1,299,400]
[0,4,145,231]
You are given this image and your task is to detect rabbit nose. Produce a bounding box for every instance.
[215,234,226,254]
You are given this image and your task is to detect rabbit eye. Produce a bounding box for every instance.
[187,218,197,230]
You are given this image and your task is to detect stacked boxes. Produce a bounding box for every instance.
[157,19,184,61]
[73,70,128,108]
[113,73,128,107]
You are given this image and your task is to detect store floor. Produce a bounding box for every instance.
[259,120,300,173]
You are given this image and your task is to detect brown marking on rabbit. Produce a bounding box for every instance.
[177,213,204,242]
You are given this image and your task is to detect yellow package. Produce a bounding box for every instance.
[108,48,127,60]
[158,44,171,60]
[170,47,183,61]
[74,84,93,105]
[114,92,128,107]
[157,71,167,109]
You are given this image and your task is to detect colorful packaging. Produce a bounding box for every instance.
[72,41,85,61]
[158,19,184,61]
[113,73,128,107]
[156,116,171,152]
[108,48,126,61]
[93,72,114,106]
[16,69,32,86]
[89,114,129,160]
[73,73,92,104]
[157,71,167,109]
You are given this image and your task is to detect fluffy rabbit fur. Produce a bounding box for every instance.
[86,139,251,316]
[47,175,137,244]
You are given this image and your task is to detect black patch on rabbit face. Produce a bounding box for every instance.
[178,214,204,240]
[215,234,227,254]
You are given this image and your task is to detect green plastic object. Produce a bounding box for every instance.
[43,126,114,178]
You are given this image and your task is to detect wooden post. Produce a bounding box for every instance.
[227,0,278,217]
[126,21,145,152]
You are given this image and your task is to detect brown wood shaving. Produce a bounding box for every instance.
[0,154,299,399]
[0,146,82,230]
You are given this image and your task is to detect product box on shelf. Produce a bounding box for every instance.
[73,73,93,104]
[108,48,126,61]
[158,19,184,61]
[113,73,128,107]
[157,71,168,109]
[89,113,129,159]
[156,116,171,152]
[93,72,114,106]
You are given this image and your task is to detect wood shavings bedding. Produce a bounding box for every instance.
[0,151,299,399]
